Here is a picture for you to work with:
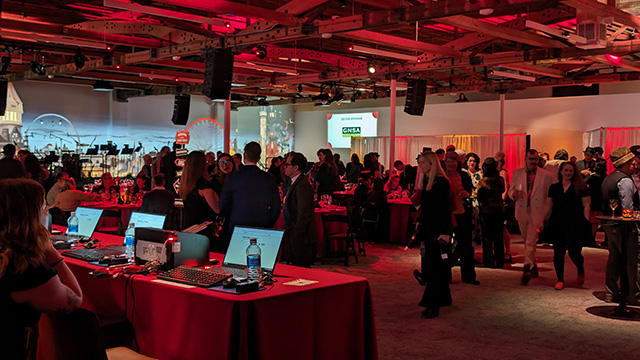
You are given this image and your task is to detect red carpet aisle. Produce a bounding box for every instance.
[310,233,639,360]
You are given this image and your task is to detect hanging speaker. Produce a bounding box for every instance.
[202,48,234,100]
[403,79,428,116]
[171,94,190,125]
[0,80,8,117]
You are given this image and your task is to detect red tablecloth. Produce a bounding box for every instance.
[387,199,412,244]
[54,230,378,360]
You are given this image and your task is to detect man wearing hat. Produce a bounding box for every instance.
[601,146,640,304]
[0,144,26,180]
[576,147,596,178]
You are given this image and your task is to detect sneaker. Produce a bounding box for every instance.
[554,282,564,290]
[577,273,585,286]
[530,265,539,278]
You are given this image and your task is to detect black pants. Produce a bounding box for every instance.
[602,222,639,302]
[481,213,505,268]
[454,212,477,282]
[553,238,584,282]
[419,237,452,310]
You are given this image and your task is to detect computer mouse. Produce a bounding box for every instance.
[222,278,238,289]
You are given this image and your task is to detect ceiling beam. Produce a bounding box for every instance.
[102,0,227,26]
[68,21,205,43]
[587,55,640,71]
[437,15,568,49]
[562,0,640,31]
[498,63,565,77]
[343,30,463,58]
[152,0,304,25]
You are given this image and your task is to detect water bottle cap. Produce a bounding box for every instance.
[250,238,257,245]
[129,223,135,227]
[70,212,76,216]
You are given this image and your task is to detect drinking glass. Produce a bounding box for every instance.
[609,199,619,216]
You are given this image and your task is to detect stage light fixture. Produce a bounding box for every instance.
[225,21,231,28]
[333,92,344,103]
[257,97,269,106]
[367,62,376,75]
[311,93,330,102]
[92,80,114,91]
[254,45,267,59]
[0,56,10,75]
[73,50,86,69]
[372,85,378,99]
[30,61,45,75]
[297,84,303,93]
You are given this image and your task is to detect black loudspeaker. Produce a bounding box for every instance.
[202,48,234,100]
[404,79,428,116]
[171,94,190,125]
[0,80,8,116]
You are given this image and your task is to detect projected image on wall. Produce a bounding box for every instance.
[327,112,378,148]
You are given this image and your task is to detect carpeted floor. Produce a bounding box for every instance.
[312,233,640,360]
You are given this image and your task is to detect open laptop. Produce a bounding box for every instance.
[124,211,167,245]
[51,207,104,242]
[221,226,285,278]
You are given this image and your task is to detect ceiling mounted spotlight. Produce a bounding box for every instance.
[172,55,181,61]
[0,56,10,75]
[297,84,303,93]
[333,92,344,104]
[257,97,269,106]
[367,62,376,75]
[30,61,46,76]
[73,50,86,69]
[372,85,378,100]
[92,80,114,91]
[254,45,267,59]
[225,21,231,28]
[311,92,330,102]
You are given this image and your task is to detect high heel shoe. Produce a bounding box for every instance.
[421,307,439,319]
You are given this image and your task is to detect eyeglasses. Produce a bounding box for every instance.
[219,160,232,166]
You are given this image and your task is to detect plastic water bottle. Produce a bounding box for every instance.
[246,238,262,286]
[67,212,79,239]
[125,223,135,263]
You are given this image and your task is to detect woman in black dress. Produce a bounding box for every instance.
[547,161,590,290]
[0,179,83,358]
[179,152,225,251]
[477,158,505,268]
[346,153,363,184]
[411,151,452,318]
[315,148,338,196]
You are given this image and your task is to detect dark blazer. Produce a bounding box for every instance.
[282,174,317,267]
[140,188,175,216]
[219,165,281,234]
[0,157,25,180]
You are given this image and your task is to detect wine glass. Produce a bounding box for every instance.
[609,199,619,216]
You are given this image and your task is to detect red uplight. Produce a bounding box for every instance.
[115,65,120,69]
[107,46,112,51]
[348,45,354,51]
[175,77,179,82]
[225,21,231,28]
[605,54,620,63]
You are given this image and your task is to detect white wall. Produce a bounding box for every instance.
[294,92,640,162]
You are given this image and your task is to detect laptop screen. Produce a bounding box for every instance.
[129,211,166,230]
[74,207,104,238]
[224,226,285,272]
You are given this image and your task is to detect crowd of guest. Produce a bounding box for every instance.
[3,138,640,327]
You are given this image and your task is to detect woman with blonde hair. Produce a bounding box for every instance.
[410,151,453,319]
[0,179,83,358]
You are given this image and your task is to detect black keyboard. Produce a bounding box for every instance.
[157,266,232,287]
[62,246,126,262]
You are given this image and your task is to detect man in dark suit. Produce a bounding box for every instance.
[282,152,317,268]
[0,144,25,180]
[219,142,281,235]
[140,174,175,217]
[162,142,180,193]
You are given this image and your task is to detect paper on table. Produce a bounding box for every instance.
[282,279,319,286]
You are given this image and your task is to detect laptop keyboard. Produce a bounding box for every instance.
[62,246,126,262]
[157,266,232,287]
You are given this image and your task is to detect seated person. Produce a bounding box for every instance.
[132,172,149,195]
[46,171,70,205]
[0,179,83,358]
[54,179,100,212]
[91,173,119,195]
[384,174,403,198]
[140,174,176,216]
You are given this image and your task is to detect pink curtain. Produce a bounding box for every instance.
[352,134,526,178]
[602,127,640,173]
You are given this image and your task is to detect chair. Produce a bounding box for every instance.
[96,209,124,235]
[38,308,157,360]
[358,202,381,254]
[321,214,358,266]
[49,207,70,227]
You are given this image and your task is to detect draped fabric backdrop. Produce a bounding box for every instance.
[351,134,526,178]
[584,127,640,173]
